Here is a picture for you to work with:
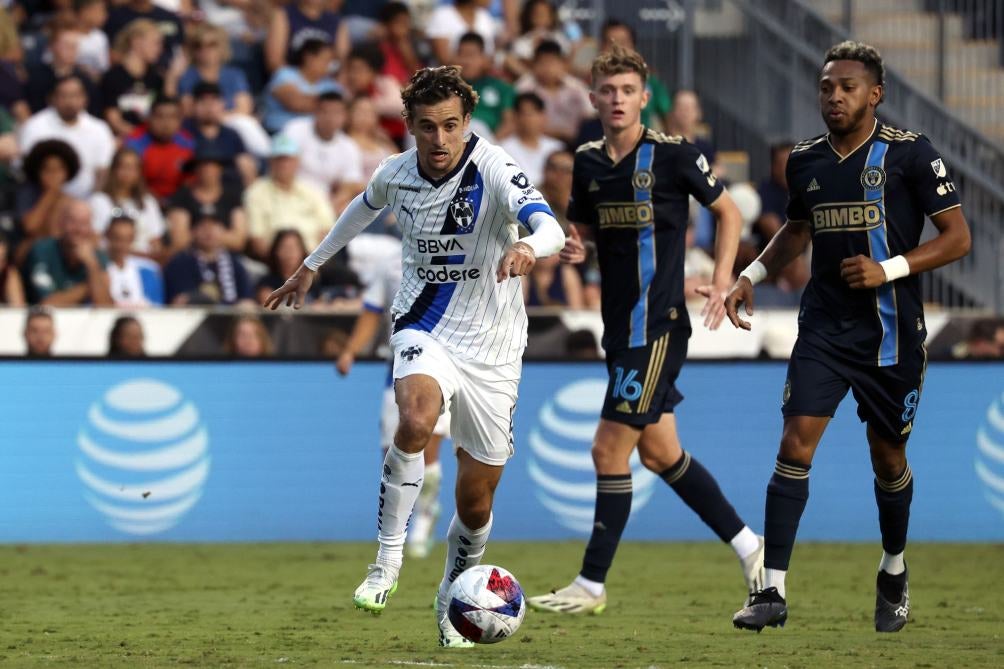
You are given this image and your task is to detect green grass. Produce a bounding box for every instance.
[0,542,1001,668]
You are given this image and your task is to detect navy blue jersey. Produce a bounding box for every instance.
[568,128,724,350]
[786,121,961,367]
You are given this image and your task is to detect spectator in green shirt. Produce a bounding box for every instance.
[452,32,514,139]
[599,19,672,131]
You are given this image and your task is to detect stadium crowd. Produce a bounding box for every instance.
[0,0,812,357]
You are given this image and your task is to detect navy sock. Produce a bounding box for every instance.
[660,451,744,542]
[875,464,913,556]
[764,458,810,571]
[580,474,632,583]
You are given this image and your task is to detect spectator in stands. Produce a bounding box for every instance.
[16,139,79,266]
[505,0,575,79]
[515,40,593,144]
[26,20,101,117]
[24,198,113,306]
[282,91,365,212]
[107,314,146,357]
[125,95,195,202]
[523,252,583,308]
[265,0,350,74]
[500,92,563,186]
[749,141,808,292]
[955,319,1004,360]
[600,19,671,132]
[453,32,514,139]
[245,134,334,259]
[684,221,716,300]
[182,82,257,186]
[341,43,406,145]
[75,0,110,79]
[262,37,343,134]
[667,89,716,168]
[104,215,164,306]
[225,314,273,357]
[376,2,426,86]
[89,147,166,256]
[166,149,248,256]
[0,6,28,124]
[19,74,116,199]
[0,105,16,201]
[163,213,254,306]
[538,149,573,224]
[426,0,500,66]
[101,19,183,138]
[254,228,320,305]
[565,328,600,359]
[0,230,26,305]
[103,0,184,71]
[346,96,397,180]
[24,306,56,357]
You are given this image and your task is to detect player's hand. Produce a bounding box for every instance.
[496,241,536,282]
[840,254,886,289]
[336,351,354,376]
[263,264,316,310]
[721,277,755,331]
[559,226,586,264]
[694,283,730,330]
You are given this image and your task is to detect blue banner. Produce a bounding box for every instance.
[0,361,1001,542]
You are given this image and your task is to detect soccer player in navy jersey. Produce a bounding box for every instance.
[729,42,971,633]
[527,46,765,615]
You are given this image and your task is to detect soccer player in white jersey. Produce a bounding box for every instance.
[335,243,451,559]
[265,66,567,648]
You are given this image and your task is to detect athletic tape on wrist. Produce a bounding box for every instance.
[739,260,767,286]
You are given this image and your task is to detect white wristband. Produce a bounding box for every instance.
[879,255,910,282]
[739,260,767,286]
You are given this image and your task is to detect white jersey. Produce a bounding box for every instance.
[363,134,554,365]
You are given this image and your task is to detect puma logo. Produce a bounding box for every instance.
[401,479,422,487]
[401,205,415,221]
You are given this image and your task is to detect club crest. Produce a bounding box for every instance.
[449,199,476,232]
[860,165,886,190]
[632,169,654,191]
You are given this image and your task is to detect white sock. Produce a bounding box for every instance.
[730,526,761,560]
[416,461,442,515]
[573,574,605,597]
[765,568,787,599]
[375,445,425,572]
[879,551,905,575]
[437,513,493,605]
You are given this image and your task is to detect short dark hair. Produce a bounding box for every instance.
[151,94,181,112]
[591,44,648,86]
[823,40,885,104]
[52,73,87,94]
[514,91,545,113]
[107,215,137,231]
[534,39,564,59]
[400,66,479,119]
[378,1,410,24]
[600,18,636,46]
[318,90,345,104]
[458,31,485,52]
[348,42,385,72]
[26,305,53,325]
[291,37,332,67]
[192,81,223,100]
[519,0,557,35]
[23,139,81,185]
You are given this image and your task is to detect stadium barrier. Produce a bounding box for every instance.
[1,360,1001,543]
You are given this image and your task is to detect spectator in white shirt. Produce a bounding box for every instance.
[426,0,500,65]
[104,215,164,307]
[19,74,116,199]
[89,147,166,256]
[499,92,564,186]
[282,91,365,214]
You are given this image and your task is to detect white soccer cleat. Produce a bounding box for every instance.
[740,536,766,606]
[353,563,398,615]
[527,581,607,615]
[406,501,441,559]
[436,588,475,648]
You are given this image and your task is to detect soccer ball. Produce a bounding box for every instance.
[447,565,526,643]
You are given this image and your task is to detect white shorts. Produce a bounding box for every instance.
[380,379,451,450]
[391,329,520,466]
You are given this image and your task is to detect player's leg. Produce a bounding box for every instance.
[636,413,763,596]
[407,432,445,559]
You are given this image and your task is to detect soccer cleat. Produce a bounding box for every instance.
[406,501,441,559]
[436,590,474,648]
[352,563,398,614]
[740,536,766,606]
[875,567,910,633]
[732,587,788,632]
[527,581,607,615]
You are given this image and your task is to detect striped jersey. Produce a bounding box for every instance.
[362,134,555,365]
[786,121,961,366]
[568,128,724,351]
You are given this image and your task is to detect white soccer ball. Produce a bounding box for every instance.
[447,565,526,643]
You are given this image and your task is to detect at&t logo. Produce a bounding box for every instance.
[527,379,658,533]
[975,391,1004,518]
[76,379,211,535]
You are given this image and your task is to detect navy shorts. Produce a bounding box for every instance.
[601,331,687,427]
[782,336,928,442]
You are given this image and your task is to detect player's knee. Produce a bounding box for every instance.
[394,410,435,453]
[870,445,907,480]
[591,441,630,474]
[778,431,815,465]
[456,492,492,529]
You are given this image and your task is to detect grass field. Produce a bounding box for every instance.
[1,542,1001,668]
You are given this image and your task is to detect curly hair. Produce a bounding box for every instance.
[823,40,885,104]
[400,66,479,120]
[23,139,81,185]
[591,44,648,87]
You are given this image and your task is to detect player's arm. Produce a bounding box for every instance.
[336,305,383,376]
[559,156,594,265]
[693,191,743,329]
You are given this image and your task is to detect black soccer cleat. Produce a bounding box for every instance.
[875,567,910,633]
[732,587,788,632]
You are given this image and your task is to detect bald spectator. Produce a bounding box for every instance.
[515,40,593,144]
[24,199,112,306]
[19,74,115,199]
[24,307,56,357]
